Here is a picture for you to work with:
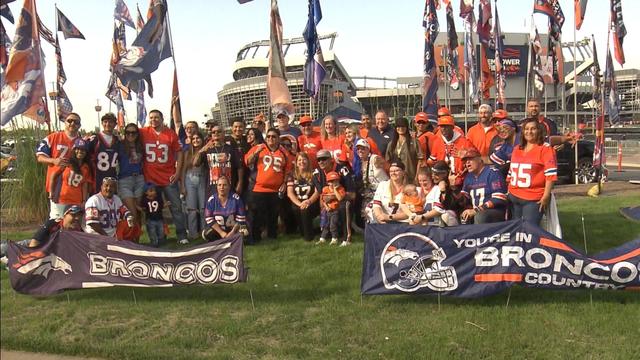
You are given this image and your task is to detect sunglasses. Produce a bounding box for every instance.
[317,157,330,162]
[125,131,138,135]
[66,119,81,125]
[265,135,278,139]
[103,177,117,183]
[416,121,427,125]
[300,123,312,127]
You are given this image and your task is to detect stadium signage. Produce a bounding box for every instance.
[362,220,640,297]
[7,231,246,295]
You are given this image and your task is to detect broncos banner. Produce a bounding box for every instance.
[7,231,247,296]
[362,220,640,298]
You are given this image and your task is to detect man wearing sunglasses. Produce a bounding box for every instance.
[139,109,189,244]
[297,115,322,167]
[36,113,82,219]
[195,123,244,198]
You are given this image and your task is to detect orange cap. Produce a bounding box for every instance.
[437,115,455,126]
[437,106,451,117]
[491,109,509,120]
[414,112,429,123]
[326,171,340,181]
[299,115,312,124]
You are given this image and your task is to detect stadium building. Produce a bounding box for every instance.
[216,33,362,128]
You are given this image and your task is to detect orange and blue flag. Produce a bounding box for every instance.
[422,0,439,117]
[56,7,84,40]
[303,0,326,100]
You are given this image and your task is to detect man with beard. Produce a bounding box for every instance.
[196,123,244,198]
[466,104,498,161]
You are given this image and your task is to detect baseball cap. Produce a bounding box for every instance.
[64,204,84,216]
[316,149,332,160]
[326,171,340,181]
[73,138,87,150]
[276,109,289,118]
[491,109,509,121]
[437,115,455,126]
[414,112,429,123]
[459,148,481,160]
[498,118,517,129]
[388,160,406,171]
[299,115,312,125]
[355,138,370,149]
[432,160,450,173]
[437,106,451,117]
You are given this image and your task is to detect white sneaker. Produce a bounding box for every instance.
[316,238,326,245]
[329,238,338,245]
[0,256,8,266]
[339,241,351,247]
[178,238,189,245]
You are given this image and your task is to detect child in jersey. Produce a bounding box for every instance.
[399,183,425,221]
[318,171,346,245]
[139,182,166,247]
[49,138,93,216]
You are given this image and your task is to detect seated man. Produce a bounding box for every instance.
[85,177,133,237]
[459,148,508,224]
[410,161,463,227]
[0,205,85,261]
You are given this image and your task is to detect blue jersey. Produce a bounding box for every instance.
[118,145,143,178]
[204,192,246,232]
[461,165,508,210]
[88,133,121,188]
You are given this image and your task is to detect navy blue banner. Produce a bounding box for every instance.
[8,231,247,296]
[362,220,640,297]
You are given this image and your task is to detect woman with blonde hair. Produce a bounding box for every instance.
[319,115,345,161]
[287,152,319,241]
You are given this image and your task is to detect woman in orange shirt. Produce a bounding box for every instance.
[507,118,557,226]
[320,115,345,161]
[49,138,93,216]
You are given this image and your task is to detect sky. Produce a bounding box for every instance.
[2,0,639,130]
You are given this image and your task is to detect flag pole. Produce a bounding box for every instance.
[525,16,532,110]
[573,10,579,184]
[53,4,60,125]
[34,1,52,132]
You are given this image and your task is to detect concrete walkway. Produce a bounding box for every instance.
[1,350,101,360]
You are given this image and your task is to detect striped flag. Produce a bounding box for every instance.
[303,0,326,100]
[574,0,587,30]
[267,0,294,114]
[56,7,85,40]
[591,35,604,169]
[477,0,492,48]
[493,6,505,109]
[460,0,478,105]
[445,2,459,90]
[55,34,73,122]
[37,17,55,46]
[1,0,48,126]
[114,0,135,29]
[422,0,439,116]
[529,25,545,96]
[135,4,145,33]
[106,73,126,128]
[610,0,626,66]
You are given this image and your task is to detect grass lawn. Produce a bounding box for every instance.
[1,195,639,359]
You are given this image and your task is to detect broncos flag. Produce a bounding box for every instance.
[1,0,47,126]
[493,5,506,109]
[422,0,439,117]
[55,34,73,122]
[610,0,626,67]
[302,0,326,100]
[56,7,84,40]
[7,230,248,296]
[362,220,640,298]
[268,0,294,115]
[444,1,459,90]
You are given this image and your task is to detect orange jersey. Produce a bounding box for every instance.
[417,131,435,159]
[140,126,182,186]
[402,194,424,213]
[245,144,292,193]
[36,131,78,192]
[359,127,369,139]
[466,123,498,157]
[508,143,558,201]
[298,132,323,167]
[320,135,345,161]
[52,164,92,205]
[321,185,345,210]
[429,133,475,175]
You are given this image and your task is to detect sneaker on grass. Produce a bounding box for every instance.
[339,241,351,247]
[316,238,326,245]
[178,238,189,245]
[329,238,338,245]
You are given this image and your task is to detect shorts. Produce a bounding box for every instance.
[118,174,145,199]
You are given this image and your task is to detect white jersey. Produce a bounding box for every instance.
[370,180,408,223]
[85,193,130,237]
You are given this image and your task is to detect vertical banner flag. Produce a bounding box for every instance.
[267,0,294,115]
[361,221,640,297]
[445,2,459,90]
[114,0,135,29]
[460,0,478,106]
[493,5,505,109]
[135,4,145,32]
[55,35,72,122]
[479,45,494,100]
[530,25,545,95]
[477,0,493,100]
[303,0,326,100]
[135,4,146,126]
[574,0,587,30]
[1,0,48,126]
[604,50,620,124]
[592,37,604,170]
[422,0,439,116]
[1,21,10,73]
[610,0,626,67]
[106,73,126,127]
[56,7,85,40]
[534,0,564,86]
[115,0,171,89]
[170,68,186,145]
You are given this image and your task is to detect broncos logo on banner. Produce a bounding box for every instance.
[12,251,72,278]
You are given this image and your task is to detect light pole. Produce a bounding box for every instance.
[95,99,102,128]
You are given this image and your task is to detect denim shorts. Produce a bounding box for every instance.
[118,174,145,198]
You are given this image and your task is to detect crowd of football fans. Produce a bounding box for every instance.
[29,98,579,247]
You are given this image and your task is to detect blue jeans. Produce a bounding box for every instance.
[185,170,206,239]
[508,194,544,226]
[157,182,187,240]
[146,219,165,247]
